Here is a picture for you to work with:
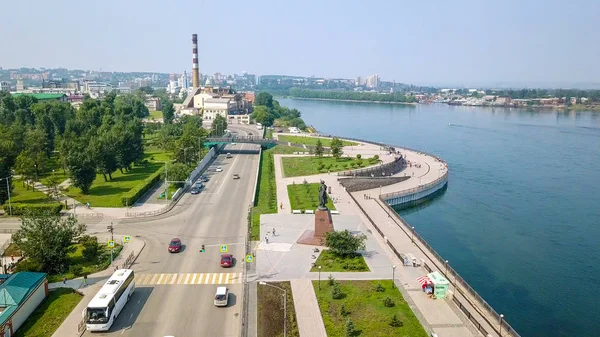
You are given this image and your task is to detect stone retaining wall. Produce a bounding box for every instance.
[338,176,410,192]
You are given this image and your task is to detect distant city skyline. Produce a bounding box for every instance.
[1,0,599,88]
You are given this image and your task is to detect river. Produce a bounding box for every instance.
[278,98,600,337]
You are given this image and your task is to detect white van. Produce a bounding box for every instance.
[214,287,229,307]
[226,153,232,158]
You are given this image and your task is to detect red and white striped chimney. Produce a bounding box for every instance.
[192,34,200,88]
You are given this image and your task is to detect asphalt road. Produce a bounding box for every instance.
[85,138,260,337]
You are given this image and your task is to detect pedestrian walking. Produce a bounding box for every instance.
[83,274,88,286]
[280,202,283,210]
[265,235,269,244]
[62,275,67,285]
[272,228,276,236]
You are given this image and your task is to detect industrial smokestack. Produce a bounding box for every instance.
[192,34,200,88]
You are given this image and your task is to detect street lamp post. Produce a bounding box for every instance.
[183,147,193,164]
[0,177,12,216]
[445,260,449,276]
[318,266,322,290]
[259,282,287,337]
[499,314,504,336]
[392,265,396,287]
[411,226,415,243]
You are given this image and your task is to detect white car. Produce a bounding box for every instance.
[215,166,223,172]
[226,153,232,158]
[214,287,229,307]
[231,142,237,146]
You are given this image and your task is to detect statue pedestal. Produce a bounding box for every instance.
[297,208,334,246]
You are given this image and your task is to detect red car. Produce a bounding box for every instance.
[168,238,182,253]
[220,254,233,268]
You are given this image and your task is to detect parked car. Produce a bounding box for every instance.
[191,182,204,194]
[216,166,223,172]
[168,238,182,253]
[232,174,240,180]
[226,153,232,158]
[199,175,209,182]
[220,254,233,268]
[214,287,229,307]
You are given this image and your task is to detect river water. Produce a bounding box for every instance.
[278,98,600,337]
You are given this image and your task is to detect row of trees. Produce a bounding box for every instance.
[0,91,148,201]
[289,88,418,103]
[252,92,307,129]
[314,137,344,159]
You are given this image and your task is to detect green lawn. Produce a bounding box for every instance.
[62,147,169,207]
[310,250,369,272]
[14,288,83,337]
[9,180,55,204]
[149,110,163,119]
[282,156,378,177]
[287,183,336,211]
[257,281,300,337]
[43,243,123,283]
[251,145,299,240]
[277,135,357,147]
[313,280,428,337]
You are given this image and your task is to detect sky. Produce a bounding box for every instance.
[1,0,599,87]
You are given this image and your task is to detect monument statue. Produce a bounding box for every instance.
[318,180,328,210]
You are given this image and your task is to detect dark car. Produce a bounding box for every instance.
[200,175,209,182]
[191,182,204,194]
[168,238,182,253]
[220,254,233,268]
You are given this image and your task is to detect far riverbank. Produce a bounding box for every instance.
[277,96,418,106]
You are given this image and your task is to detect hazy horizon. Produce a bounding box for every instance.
[1,0,599,88]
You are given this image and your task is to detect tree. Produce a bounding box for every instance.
[14,151,36,188]
[330,137,344,160]
[389,314,403,327]
[67,146,97,194]
[251,106,275,127]
[211,114,229,137]
[80,235,99,262]
[314,139,324,157]
[12,212,85,274]
[162,101,175,124]
[255,92,274,108]
[45,174,62,200]
[165,162,191,188]
[345,318,356,337]
[324,229,367,257]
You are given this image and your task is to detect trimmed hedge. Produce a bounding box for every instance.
[120,167,165,206]
[3,203,63,216]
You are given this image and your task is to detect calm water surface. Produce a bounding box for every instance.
[278,98,600,337]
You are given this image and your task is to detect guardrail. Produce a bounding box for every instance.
[240,204,252,337]
[121,251,136,269]
[376,198,521,337]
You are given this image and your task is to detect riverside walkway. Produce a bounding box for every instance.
[270,134,516,337]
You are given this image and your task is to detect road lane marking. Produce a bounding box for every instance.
[177,274,185,284]
[169,274,178,284]
[130,273,243,285]
[157,274,165,284]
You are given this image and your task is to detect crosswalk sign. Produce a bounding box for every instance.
[107,240,115,248]
[123,235,131,243]
[245,255,254,263]
[220,245,228,253]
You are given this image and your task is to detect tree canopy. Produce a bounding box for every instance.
[324,229,367,257]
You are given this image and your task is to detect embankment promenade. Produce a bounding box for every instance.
[280,96,418,105]
[298,130,520,337]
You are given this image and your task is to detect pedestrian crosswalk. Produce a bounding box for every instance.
[133,272,243,286]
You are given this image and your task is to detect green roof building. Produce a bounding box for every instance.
[11,93,68,102]
[0,272,48,336]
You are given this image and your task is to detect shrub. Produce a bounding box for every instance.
[389,314,403,327]
[356,154,361,159]
[373,154,379,161]
[331,283,344,299]
[340,304,349,317]
[81,236,99,262]
[69,265,84,276]
[3,203,63,216]
[15,259,43,273]
[328,274,335,286]
[121,166,165,206]
[345,318,356,337]
[375,283,385,292]
[383,296,395,307]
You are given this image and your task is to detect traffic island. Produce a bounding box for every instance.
[312,280,428,337]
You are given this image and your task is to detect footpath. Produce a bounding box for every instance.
[51,235,146,337]
[269,136,508,337]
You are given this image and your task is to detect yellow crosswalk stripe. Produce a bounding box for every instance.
[131,273,243,285]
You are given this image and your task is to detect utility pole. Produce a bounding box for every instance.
[165,161,169,205]
[1,177,12,216]
[107,222,114,265]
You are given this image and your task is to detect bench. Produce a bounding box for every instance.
[330,210,340,215]
[292,210,302,214]
[305,210,314,214]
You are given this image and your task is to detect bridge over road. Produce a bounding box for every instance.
[205,135,276,146]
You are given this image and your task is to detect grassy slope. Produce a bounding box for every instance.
[313,280,428,337]
[282,156,378,177]
[310,250,369,272]
[257,281,300,337]
[277,135,357,147]
[287,183,336,211]
[9,180,55,204]
[14,288,83,337]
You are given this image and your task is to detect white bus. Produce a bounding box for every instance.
[256,123,263,130]
[85,269,135,332]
